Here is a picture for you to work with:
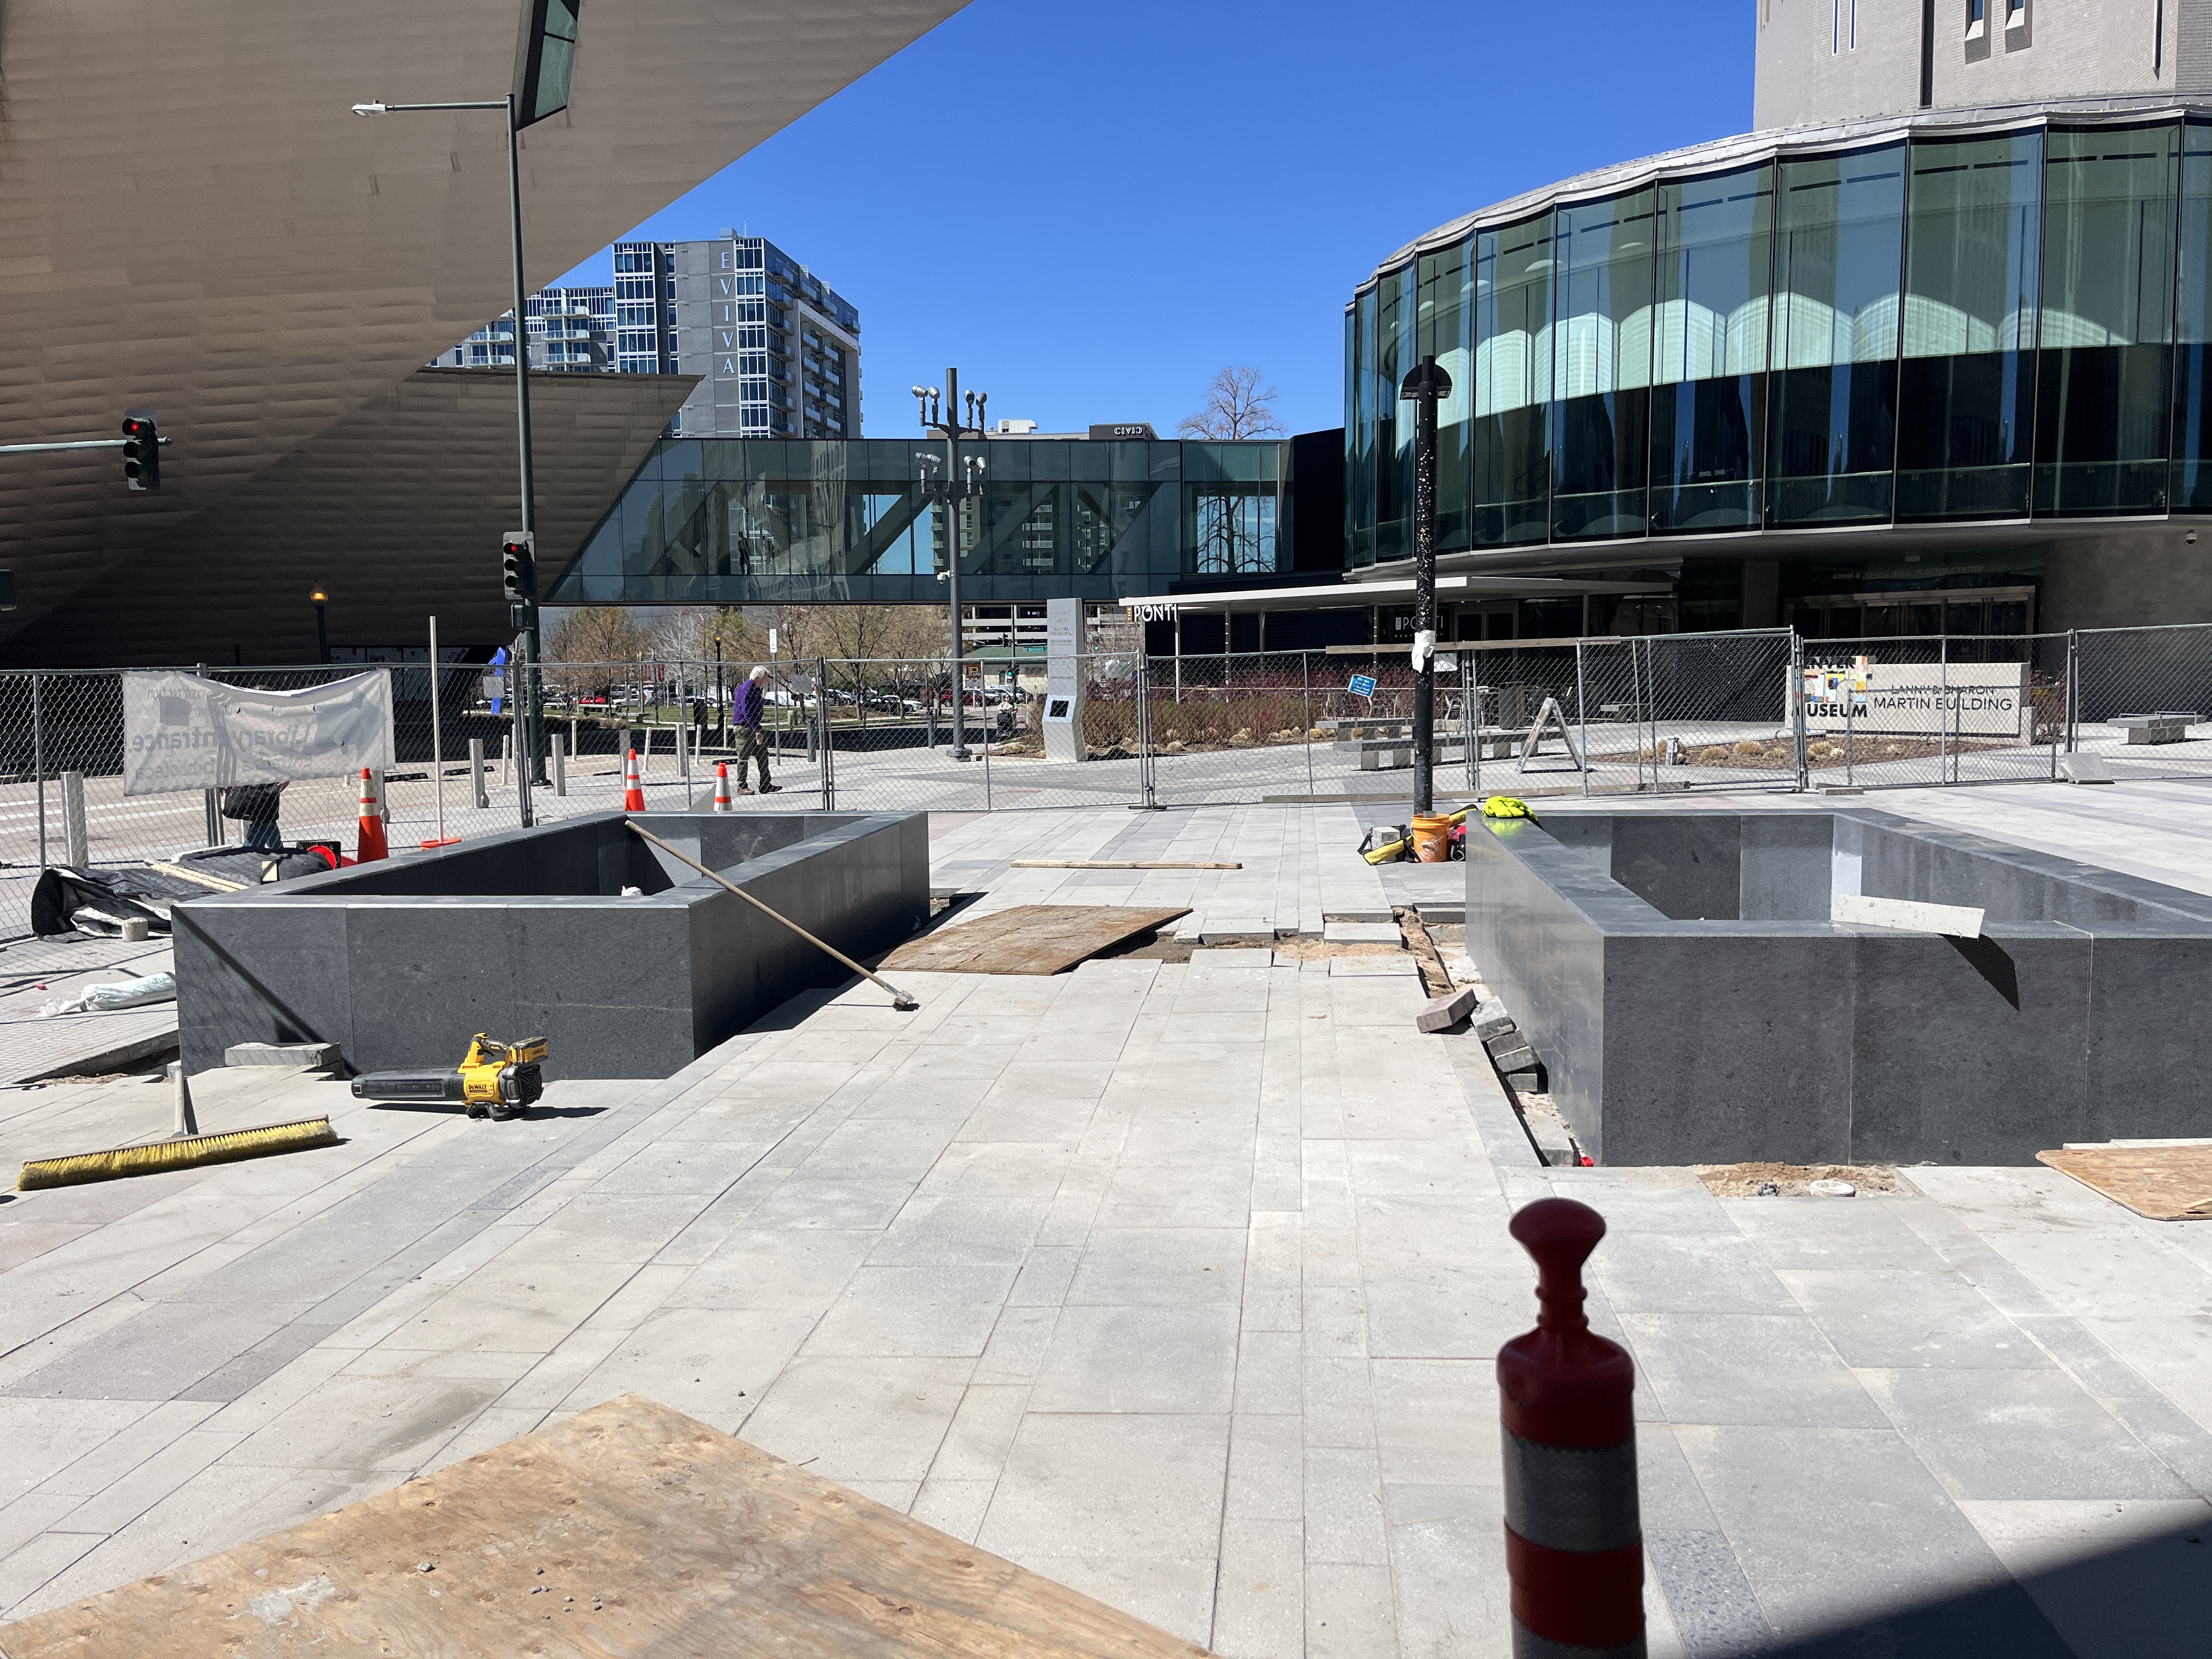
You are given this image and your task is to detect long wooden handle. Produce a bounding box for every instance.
[626,822,919,1011]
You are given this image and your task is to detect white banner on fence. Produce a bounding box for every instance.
[1796,661,2032,741]
[122,671,396,797]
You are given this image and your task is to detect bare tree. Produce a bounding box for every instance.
[1176,366,1285,440]
[544,607,651,699]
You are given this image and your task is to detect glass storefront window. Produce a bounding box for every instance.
[1553,188,1656,539]
[1473,211,1555,545]
[1345,290,1362,566]
[1373,268,1414,563]
[1418,242,1474,550]
[1344,307,1364,565]
[1897,131,2042,521]
[1651,163,1773,534]
[1768,145,1906,526]
[2039,123,2176,515]
[2172,123,2212,511]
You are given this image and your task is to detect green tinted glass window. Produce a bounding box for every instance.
[519,0,581,127]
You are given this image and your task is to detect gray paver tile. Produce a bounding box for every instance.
[1776,1267,2053,1369]
[1621,1311,1888,1429]
[1960,1497,2212,1659]
[1212,1517,1304,1659]
[977,1412,1229,1562]
[1378,1483,1512,1658]
[1030,1306,1238,1415]
[1066,1227,1246,1306]
[1858,1366,2197,1501]
[560,1306,816,1432]
[1674,1423,2069,1650]
[737,1356,974,1485]
[1305,1560,1399,1658]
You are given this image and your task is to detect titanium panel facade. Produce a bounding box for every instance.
[0,0,967,659]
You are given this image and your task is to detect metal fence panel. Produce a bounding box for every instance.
[2069,624,2212,777]
[13,625,2212,941]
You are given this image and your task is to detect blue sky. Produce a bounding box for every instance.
[556,1,1753,439]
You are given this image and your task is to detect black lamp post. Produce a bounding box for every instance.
[311,589,330,664]
[914,370,989,761]
[353,92,544,816]
[1398,353,1453,818]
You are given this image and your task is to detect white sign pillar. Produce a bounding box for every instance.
[1042,597,1088,764]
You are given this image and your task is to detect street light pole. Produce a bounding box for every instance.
[311,590,330,664]
[352,93,544,820]
[913,369,988,761]
[1398,353,1453,819]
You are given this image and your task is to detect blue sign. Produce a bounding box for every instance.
[1347,673,1377,700]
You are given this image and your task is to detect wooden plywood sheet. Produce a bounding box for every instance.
[880,904,1189,975]
[2038,1146,2212,1220]
[0,1395,1215,1658]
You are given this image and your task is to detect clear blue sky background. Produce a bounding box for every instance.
[556,1,1753,439]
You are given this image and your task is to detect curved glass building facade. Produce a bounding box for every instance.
[1346,104,2212,585]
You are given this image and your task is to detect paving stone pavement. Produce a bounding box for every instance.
[0,805,2209,1655]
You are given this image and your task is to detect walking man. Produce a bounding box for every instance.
[733,665,778,794]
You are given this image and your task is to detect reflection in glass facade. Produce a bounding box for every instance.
[1346,112,2212,566]
[545,437,1286,606]
[1651,163,1771,532]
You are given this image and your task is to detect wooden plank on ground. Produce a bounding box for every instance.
[0,1395,1216,1658]
[881,904,1190,975]
[2038,1145,2212,1220]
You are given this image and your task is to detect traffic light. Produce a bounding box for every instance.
[120,410,160,490]
[500,530,535,601]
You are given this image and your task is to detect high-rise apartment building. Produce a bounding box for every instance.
[435,234,860,439]
[429,287,617,374]
[614,233,861,438]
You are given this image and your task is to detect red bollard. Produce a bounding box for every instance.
[1498,1198,1643,1657]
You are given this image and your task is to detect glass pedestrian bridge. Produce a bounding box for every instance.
[544,435,1288,606]
[1346,100,2212,571]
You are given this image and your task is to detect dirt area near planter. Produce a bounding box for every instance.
[1696,1161,1903,1197]
[1592,735,2017,771]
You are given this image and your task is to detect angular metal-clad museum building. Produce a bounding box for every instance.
[0,0,966,667]
[1346,0,2212,640]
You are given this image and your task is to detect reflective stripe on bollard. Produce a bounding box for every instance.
[1499,1197,1643,1657]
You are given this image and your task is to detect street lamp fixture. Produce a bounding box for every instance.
[916,368,989,760]
[311,589,330,664]
[349,91,545,822]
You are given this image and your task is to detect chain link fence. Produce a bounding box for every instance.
[7,627,2212,940]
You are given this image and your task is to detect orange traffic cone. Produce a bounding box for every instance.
[713,761,733,812]
[623,748,646,812]
[356,767,388,862]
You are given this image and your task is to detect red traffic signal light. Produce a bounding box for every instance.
[121,411,161,490]
[500,530,535,601]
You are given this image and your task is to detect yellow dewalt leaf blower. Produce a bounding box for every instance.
[351,1032,548,1120]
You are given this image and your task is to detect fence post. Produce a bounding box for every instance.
[32,672,47,869]
[819,657,832,812]
[1939,634,1953,786]
[61,771,88,868]
[469,738,488,809]
[1575,641,1591,801]
[2064,630,2080,753]
[1789,631,1809,792]
[1302,652,1314,799]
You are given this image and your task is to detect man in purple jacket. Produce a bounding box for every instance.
[732,665,778,793]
